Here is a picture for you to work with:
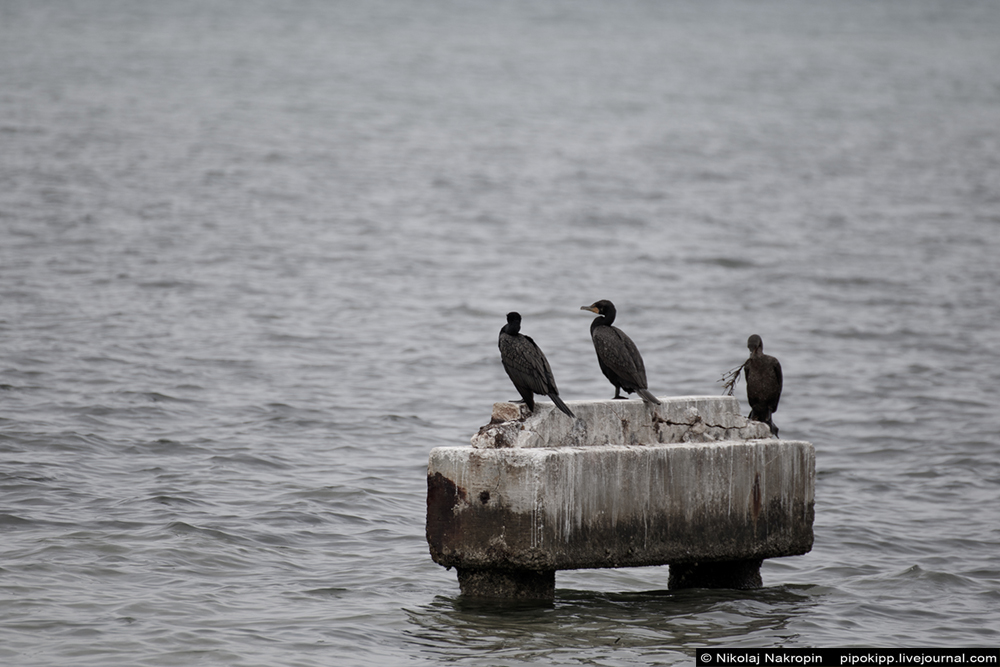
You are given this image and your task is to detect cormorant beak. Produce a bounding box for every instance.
[580,306,599,314]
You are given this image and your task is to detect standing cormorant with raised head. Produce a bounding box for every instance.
[744,334,782,436]
[498,312,575,418]
[580,300,661,406]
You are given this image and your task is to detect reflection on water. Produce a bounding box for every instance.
[406,585,818,663]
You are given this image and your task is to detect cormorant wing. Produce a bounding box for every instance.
[592,325,648,388]
[771,357,783,413]
[499,333,558,395]
[744,355,782,414]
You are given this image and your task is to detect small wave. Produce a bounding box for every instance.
[886,564,982,591]
[165,521,247,546]
[136,280,202,291]
[208,453,292,470]
[115,390,199,404]
[302,587,350,598]
[0,513,34,527]
[145,494,205,507]
[692,256,758,269]
[440,303,496,319]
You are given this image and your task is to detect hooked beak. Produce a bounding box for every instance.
[580,305,599,314]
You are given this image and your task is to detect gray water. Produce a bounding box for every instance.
[1,1,999,664]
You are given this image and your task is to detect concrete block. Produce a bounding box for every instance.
[428,397,814,598]
[427,439,815,572]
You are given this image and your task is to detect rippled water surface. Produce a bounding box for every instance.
[2,1,999,664]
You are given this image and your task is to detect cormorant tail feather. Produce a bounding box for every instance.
[549,394,575,418]
[637,388,661,406]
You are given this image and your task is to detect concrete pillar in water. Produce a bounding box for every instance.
[426,396,814,599]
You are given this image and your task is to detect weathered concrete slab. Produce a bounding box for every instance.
[427,438,815,573]
[472,395,771,449]
[428,396,814,597]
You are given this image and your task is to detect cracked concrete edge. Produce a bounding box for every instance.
[471,395,773,448]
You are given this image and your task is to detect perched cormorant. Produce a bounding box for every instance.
[744,334,782,436]
[580,300,661,406]
[498,312,575,418]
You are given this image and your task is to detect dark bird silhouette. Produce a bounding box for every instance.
[580,300,661,406]
[498,312,575,418]
[744,334,782,436]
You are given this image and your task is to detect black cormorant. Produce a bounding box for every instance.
[744,334,782,436]
[580,300,661,406]
[498,312,575,418]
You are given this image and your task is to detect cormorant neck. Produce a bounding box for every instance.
[591,312,614,329]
